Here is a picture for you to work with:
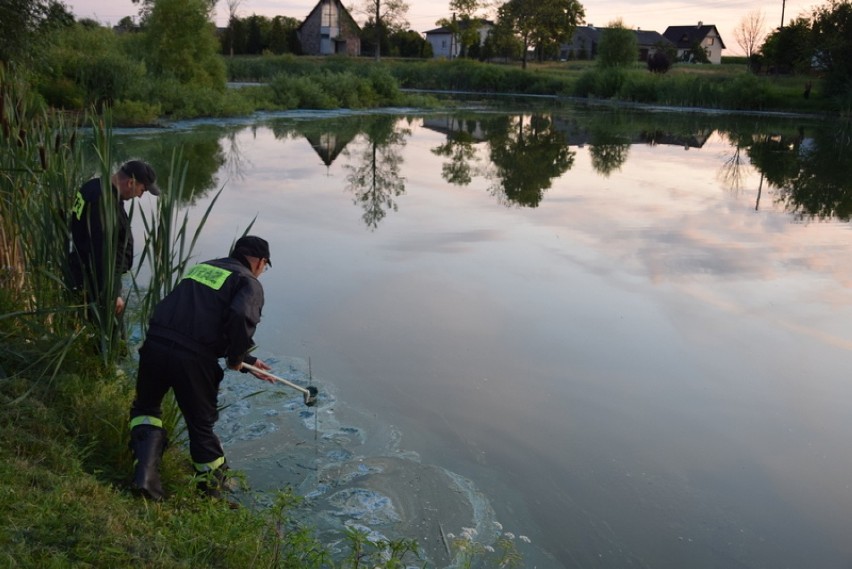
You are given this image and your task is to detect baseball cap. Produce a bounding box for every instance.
[121,160,160,196]
[233,235,271,266]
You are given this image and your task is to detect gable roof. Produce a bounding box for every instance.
[297,0,361,32]
[635,29,669,47]
[663,24,726,49]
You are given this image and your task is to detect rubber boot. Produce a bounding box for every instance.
[129,425,167,501]
[196,464,239,508]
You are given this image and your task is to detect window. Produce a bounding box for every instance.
[706,37,714,46]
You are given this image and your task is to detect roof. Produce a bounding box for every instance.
[663,24,726,49]
[566,26,672,48]
[297,0,361,32]
[635,29,669,46]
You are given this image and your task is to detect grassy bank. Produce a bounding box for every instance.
[223,56,843,117]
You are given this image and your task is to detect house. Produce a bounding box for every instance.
[297,0,361,56]
[560,26,672,62]
[424,19,494,59]
[662,22,725,64]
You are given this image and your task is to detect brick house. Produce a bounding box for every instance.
[297,0,361,56]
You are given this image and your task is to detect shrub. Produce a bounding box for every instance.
[75,52,147,108]
[574,67,628,98]
[647,52,672,74]
[268,73,337,109]
[597,21,639,68]
[619,72,660,102]
[110,100,162,126]
[719,73,774,109]
[37,77,85,109]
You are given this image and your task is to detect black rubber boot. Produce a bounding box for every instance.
[129,425,167,501]
[196,464,239,508]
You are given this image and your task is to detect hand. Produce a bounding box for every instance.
[247,359,276,383]
[115,297,125,315]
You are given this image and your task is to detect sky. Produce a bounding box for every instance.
[64,0,825,56]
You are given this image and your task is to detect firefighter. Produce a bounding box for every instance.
[128,236,275,500]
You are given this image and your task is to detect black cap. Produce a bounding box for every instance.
[121,160,160,196]
[232,235,271,266]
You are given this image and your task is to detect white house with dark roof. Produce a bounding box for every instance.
[424,19,494,59]
[663,22,726,64]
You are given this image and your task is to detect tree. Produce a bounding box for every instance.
[496,0,584,69]
[596,19,637,67]
[0,0,73,66]
[360,18,390,59]
[221,16,247,55]
[353,0,410,61]
[388,28,431,57]
[810,0,852,97]
[224,0,243,56]
[142,0,225,88]
[760,17,812,73]
[245,14,270,55]
[734,10,766,72]
[482,20,523,61]
[268,16,301,54]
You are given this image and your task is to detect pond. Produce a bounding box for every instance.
[115,105,852,568]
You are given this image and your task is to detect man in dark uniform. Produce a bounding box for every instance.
[128,236,275,501]
[68,160,160,318]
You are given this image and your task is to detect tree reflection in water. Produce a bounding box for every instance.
[746,123,852,221]
[105,110,851,227]
[343,116,410,230]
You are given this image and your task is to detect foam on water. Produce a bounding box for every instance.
[216,354,504,567]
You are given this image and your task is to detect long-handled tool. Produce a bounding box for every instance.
[242,362,318,407]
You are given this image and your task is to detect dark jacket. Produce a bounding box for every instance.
[68,177,133,297]
[146,256,264,368]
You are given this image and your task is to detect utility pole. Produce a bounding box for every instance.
[450,12,456,59]
[780,0,786,27]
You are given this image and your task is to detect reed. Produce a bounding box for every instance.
[0,66,90,386]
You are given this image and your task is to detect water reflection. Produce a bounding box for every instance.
[101,110,849,226]
[109,126,228,203]
[486,114,576,207]
[343,116,410,230]
[745,124,852,220]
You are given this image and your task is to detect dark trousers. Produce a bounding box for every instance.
[130,337,225,467]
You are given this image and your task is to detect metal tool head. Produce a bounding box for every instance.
[304,385,318,407]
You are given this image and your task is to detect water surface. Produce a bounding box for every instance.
[119,107,852,568]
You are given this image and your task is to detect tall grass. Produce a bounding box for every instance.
[571,66,832,112]
[0,67,87,387]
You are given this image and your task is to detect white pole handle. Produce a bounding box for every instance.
[241,362,311,396]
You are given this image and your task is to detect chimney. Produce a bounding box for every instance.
[697,21,703,28]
